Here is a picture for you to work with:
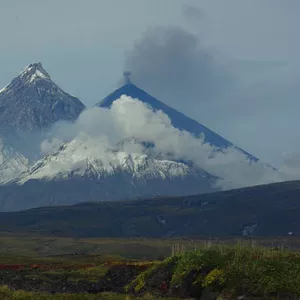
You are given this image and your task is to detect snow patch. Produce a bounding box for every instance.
[0,139,29,184]
[19,63,51,83]
[0,86,8,94]
[29,70,49,83]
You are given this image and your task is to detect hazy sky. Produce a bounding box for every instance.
[0,0,300,166]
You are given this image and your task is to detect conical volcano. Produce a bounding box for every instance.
[0,62,86,163]
[96,81,257,161]
[0,62,85,135]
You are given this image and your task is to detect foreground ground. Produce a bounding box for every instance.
[1,241,300,299]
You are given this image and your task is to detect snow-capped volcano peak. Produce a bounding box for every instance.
[0,63,85,136]
[0,63,51,95]
[19,62,51,83]
[96,82,257,162]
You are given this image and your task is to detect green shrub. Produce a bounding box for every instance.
[202,268,225,288]
[171,247,232,288]
[126,256,178,293]
[0,285,12,300]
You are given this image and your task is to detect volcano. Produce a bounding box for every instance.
[96,79,257,161]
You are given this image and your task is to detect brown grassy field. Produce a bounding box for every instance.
[0,235,300,259]
[1,234,300,264]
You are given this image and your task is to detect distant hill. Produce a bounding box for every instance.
[1,180,299,238]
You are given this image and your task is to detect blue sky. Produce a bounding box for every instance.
[1,0,300,165]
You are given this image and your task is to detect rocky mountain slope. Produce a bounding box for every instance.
[0,62,85,136]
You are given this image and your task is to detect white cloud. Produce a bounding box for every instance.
[42,95,300,190]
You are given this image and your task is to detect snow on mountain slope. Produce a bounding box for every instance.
[0,139,28,184]
[0,136,217,211]
[0,62,85,135]
[18,136,214,184]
